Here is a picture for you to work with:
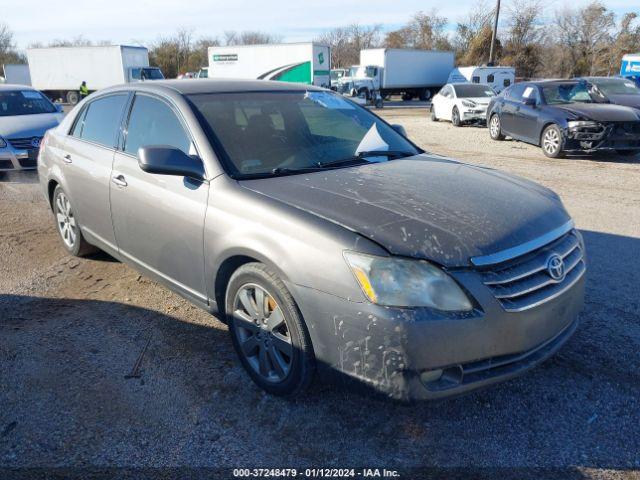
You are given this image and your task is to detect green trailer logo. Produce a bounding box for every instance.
[213,54,238,62]
[318,52,324,65]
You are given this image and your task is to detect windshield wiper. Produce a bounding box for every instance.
[270,166,324,175]
[316,150,415,169]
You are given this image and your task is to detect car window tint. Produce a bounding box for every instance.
[70,106,88,137]
[79,94,128,147]
[503,78,511,87]
[508,84,527,100]
[487,74,495,83]
[124,95,192,156]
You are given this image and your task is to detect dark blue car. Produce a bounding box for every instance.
[487,80,640,158]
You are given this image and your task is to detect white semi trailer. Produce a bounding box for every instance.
[207,43,331,88]
[26,45,164,104]
[335,48,455,102]
[2,64,32,86]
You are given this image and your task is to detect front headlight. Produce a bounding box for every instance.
[344,251,473,311]
[567,120,600,130]
[0,136,6,148]
[461,100,477,108]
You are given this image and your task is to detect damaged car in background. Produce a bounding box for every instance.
[39,80,585,401]
[488,79,640,158]
[430,82,496,126]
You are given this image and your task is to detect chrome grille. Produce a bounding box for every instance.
[481,230,586,312]
[8,137,41,150]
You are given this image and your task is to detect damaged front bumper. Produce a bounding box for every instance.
[288,266,585,402]
[565,121,640,151]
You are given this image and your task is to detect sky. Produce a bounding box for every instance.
[5,0,639,50]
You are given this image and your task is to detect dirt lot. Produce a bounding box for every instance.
[1,107,639,478]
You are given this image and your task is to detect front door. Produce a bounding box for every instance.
[109,93,209,303]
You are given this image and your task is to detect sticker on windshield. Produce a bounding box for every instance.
[305,91,354,110]
[21,91,42,99]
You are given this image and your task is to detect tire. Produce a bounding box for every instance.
[225,262,315,397]
[452,107,461,127]
[419,89,431,101]
[66,90,80,105]
[375,97,383,109]
[616,149,638,157]
[401,93,413,102]
[52,185,96,256]
[489,114,505,140]
[0,171,6,180]
[430,105,438,122]
[541,124,564,158]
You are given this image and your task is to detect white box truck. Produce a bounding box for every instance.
[207,43,331,88]
[26,45,164,104]
[447,66,515,93]
[2,64,32,86]
[335,48,454,102]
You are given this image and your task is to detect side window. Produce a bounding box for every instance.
[70,107,88,137]
[131,68,141,80]
[508,84,527,100]
[503,78,511,87]
[472,76,480,83]
[487,74,495,83]
[124,95,192,156]
[76,94,128,147]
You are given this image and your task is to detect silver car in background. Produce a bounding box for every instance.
[0,84,63,177]
[38,80,586,401]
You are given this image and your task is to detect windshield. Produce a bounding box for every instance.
[453,84,495,98]
[542,83,593,104]
[188,90,420,178]
[591,78,640,96]
[0,90,56,117]
[141,68,164,80]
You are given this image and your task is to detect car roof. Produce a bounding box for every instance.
[0,84,36,91]
[109,78,326,96]
[527,79,581,86]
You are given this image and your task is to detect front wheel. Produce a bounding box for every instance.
[489,114,505,140]
[226,263,315,397]
[52,186,96,256]
[430,105,438,122]
[541,124,564,158]
[451,107,461,127]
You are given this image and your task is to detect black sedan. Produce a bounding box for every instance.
[580,76,640,109]
[487,80,640,158]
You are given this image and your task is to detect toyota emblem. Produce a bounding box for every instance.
[546,254,565,282]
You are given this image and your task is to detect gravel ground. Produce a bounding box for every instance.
[1,107,639,478]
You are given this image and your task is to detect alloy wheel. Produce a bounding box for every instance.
[543,128,560,155]
[55,192,77,249]
[232,283,293,383]
[490,116,500,137]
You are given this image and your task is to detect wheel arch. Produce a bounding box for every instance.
[47,179,59,209]
[539,121,560,146]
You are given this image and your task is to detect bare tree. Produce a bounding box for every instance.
[453,1,493,60]
[501,0,545,78]
[315,24,382,68]
[223,31,283,46]
[0,23,25,65]
[384,10,452,51]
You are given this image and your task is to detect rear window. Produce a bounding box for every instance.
[73,94,128,147]
[453,84,495,98]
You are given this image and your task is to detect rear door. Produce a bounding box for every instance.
[62,93,130,250]
[500,83,527,136]
[110,93,209,303]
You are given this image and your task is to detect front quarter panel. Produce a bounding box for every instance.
[204,175,387,311]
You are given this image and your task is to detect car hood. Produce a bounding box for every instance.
[554,102,640,122]
[463,97,492,105]
[240,155,570,267]
[606,94,640,109]
[0,113,63,138]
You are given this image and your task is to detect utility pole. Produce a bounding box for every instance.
[488,0,501,66]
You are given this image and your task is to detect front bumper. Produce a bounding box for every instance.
[461,109,487,123]
[565,121,640,151]
[290,249,585,401]
[0,147,39,171]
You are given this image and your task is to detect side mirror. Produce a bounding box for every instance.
[523,96,536,106]
[138,145,205,180]
[391,124,408,137]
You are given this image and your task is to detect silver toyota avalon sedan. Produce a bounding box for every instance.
[0,84,63,178]
[38,80,586,401]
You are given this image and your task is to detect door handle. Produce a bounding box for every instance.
[111,175,128,187]
[63,154,72,164]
